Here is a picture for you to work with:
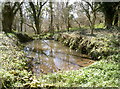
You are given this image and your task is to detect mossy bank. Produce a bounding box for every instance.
[54,30,120,60]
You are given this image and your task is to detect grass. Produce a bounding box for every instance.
[95,23,105,28]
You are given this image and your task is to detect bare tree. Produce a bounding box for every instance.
[49,1,54,33]
[80,1,99,34]
[63,1,73,31]
[19,6,23,32]
[2,2,23,33]
[29,0,48,34]
[54,2,63,31]
[99,2,120,29]
[118,4,120,27]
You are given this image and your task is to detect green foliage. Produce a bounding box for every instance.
[33,33,54,39]
[0,29,120,88]
[29,60,120,87]
[55,31,120,60]
[107,54,120,63]
[95,23,104,28]
[69,28,81,31]
[0,33,32,88]
[45,30,120,87]
[43,33,54,39]
[0,69,15,87]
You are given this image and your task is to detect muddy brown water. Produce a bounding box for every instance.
[24,40,94,75]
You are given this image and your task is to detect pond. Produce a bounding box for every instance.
[24,40,94,76]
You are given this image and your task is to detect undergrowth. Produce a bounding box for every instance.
[0,30,120,87]
[29,60,120,87]
[0,33,32,88]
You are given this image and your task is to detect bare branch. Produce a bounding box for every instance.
[24,22,36,33]
[13,2,23,15]
[37,0,48,17]
[29,2,37,19]
[11,2,18,11]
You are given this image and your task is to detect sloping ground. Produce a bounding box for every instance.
[0,33,33,88]
[0,31,120,88]
[29,60,120,87]
[14,32,34,43]
[54,31,120,60]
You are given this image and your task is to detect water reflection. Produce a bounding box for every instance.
[24,40,94,75]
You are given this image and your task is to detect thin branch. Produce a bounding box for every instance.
[37,0,48,17]
[24,22,36,33]
[74,19,81,28]
[13,2,23,15]
[29,2,37,20]
[11,2,18,11]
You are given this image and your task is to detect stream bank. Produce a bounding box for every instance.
[27,30,119,87]
[54,31,120,60]
[0,30,120,87]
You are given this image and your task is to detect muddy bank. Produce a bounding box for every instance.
[54,31,120,60]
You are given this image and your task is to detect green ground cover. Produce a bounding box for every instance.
[0,30,120,88]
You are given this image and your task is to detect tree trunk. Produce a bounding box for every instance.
[20,7,23,32]
[2,4,14,33]
[105,15,114,29]
[114,13,118,27]
[29,1,47,34]
[67,18,71,31]
[2,2,22,33]
[91,11,96,35]
[102,3,116,29]
[118,7,120,27]
[90,24,94,35]
[49,2,54,33]
[56,24,60,31]
[74,19,81,28]
[35,18,40,34]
